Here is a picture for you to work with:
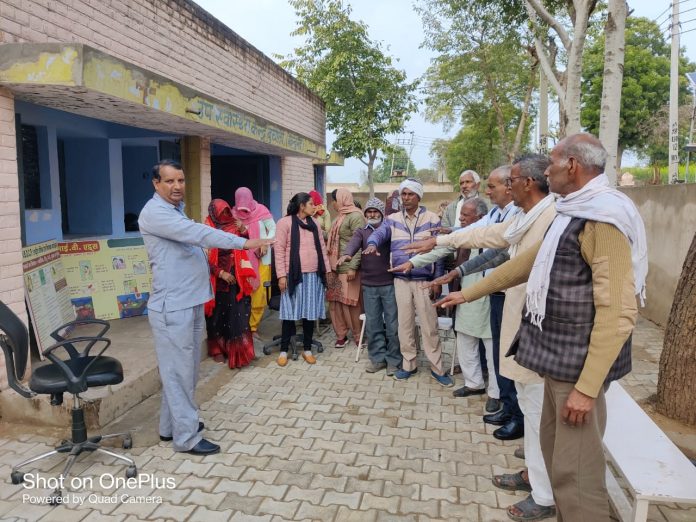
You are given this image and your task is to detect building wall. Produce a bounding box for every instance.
[0,0,325,145]
[621,184,696,326]
[281,156,316,211]
[0,88,21,388]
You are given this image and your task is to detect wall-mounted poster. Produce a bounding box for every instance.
[22,240,74,357]
[58,238,152,320]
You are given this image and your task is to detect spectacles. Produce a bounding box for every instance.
[505,176,525,187]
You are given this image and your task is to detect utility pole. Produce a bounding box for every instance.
[406,131,415,178]
[539,69,549,154]
[669,0,680,184]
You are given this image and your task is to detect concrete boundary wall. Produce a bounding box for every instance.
[621,184,696,326]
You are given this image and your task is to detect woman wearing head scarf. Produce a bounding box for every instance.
[232,187,276,338]
[326,188,365,348]
[204,199,257,368]
[309,189,331,240]
[274,193,331,367]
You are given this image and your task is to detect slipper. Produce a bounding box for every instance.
[507,494,556,522]
[492,470,532,492]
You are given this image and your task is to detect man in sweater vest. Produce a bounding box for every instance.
[436,134,646,522]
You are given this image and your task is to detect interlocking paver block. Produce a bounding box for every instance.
[320,490,362,509]
[247,482,287,501]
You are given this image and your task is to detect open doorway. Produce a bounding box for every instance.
[210,145,270,208]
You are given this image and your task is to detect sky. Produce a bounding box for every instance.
[193,0,696,182]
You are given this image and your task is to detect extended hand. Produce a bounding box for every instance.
[363,245,379,256]
[258,245,269,258]
[245,238,274,250]
[430,284,442,300]
[436,270,459,287]
[337,254,352,266]
[278,276,287,293]
[432,227,452,235]
[433,292,467,309]
[402,237,437,255]
[562,388,595,427]
[388,261,413,274]
[347,269,356,281]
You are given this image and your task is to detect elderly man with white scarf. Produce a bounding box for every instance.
[436,134,647,522]
[401,154,558,521]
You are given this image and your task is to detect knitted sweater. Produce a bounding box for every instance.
[367,207,444,281]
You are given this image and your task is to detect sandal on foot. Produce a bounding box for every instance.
[492,470,532,492]
[507,495,556,522]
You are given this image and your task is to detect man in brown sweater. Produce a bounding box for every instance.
[436,133,647,522]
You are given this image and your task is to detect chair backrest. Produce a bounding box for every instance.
[267,248,281,311]
[0,301,34,398]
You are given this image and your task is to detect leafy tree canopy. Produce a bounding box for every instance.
[281,0,418,185]
[581,16,694,155]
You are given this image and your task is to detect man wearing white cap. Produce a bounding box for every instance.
[364,178,453,387]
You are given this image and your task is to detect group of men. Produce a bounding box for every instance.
[139,132,646,522]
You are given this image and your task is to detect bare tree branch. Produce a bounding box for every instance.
[526,0,572,51]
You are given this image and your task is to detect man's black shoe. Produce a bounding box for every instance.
[453,386,486,398]
[160,421,204,442]
[186,438,220,455]
[483,410,511,426]
[493,420,524,440]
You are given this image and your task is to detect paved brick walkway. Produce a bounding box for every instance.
[0,316,694,521]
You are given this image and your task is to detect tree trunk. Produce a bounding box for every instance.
[656,231,696,426]
[615,143,624,175]
[366,148,377,198]
[512,61,538,158]
[563,0,591,136]
[598,0,627,186]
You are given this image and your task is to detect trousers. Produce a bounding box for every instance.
[148,304,204,452]
[362,284,401,368]
[394,278,443,374]
[540,376,610,521]
[517,381,554,507]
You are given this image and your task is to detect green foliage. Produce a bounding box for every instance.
[281,0,418,168]
[581,16,693,155]
[444,109,509,183]
[417,0,536,159]
[373,145,418,182]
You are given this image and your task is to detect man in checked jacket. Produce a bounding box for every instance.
[435,134,646,522]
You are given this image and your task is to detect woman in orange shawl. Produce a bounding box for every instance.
[326,188,365,348]
[204,199,257,368]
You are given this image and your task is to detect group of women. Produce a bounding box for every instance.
[204,186,368,369]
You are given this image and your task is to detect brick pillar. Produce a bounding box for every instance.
[281,156,315,206]
[181,136,210,223]
[0,87,25,390]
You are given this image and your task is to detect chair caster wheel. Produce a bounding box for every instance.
[10,471,24,484]
[126,466,137,479]
[292,353,299,361]
[48,489,62,506]
[123,435,132,449]
[317,345,324,353]
[262,347,271,355]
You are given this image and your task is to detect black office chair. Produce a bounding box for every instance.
[0,301,136,505]
[261,251,323,360]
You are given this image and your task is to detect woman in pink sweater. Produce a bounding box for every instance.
[274,192,331,367]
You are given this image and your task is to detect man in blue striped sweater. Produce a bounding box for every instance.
[364,178,453,387]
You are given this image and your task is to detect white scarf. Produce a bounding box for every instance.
[525,174,648,329]
[503,194,555,257]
